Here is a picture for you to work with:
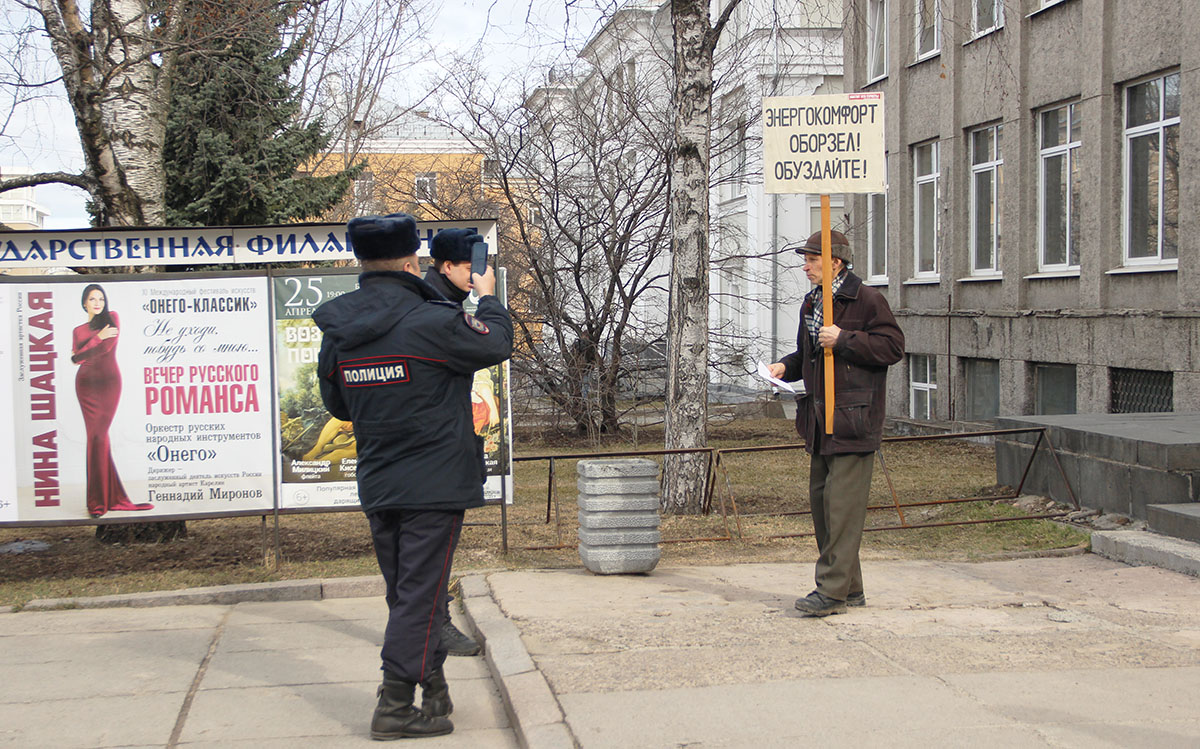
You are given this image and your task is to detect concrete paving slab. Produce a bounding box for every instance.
[216,618,383,653]
[536,639,904,693]
[0,691,185,747]
[1034,721,1200,748]
[202,645,381,689]
[944,667,1200,724]
[202,643,490,690]
[0,650,201,703]
[0,603,228,635]
[176,728,519,748]
[220,597,381,626]
[0,627,214,667]
[183,677,509,743]
[863,629,1200,674]
[557,676,1030,749]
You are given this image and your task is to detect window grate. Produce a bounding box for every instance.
[1110,368,1173,413]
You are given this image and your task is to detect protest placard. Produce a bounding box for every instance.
[763,92,885,194]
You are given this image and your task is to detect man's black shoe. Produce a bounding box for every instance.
[794,590,847,617]
[846,591,866,608]
[442,620,481,657]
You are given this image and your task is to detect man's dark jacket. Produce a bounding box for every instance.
[778,270,904,455]
[313,271,513,513]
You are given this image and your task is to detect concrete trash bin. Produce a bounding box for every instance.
[576,458,661,574]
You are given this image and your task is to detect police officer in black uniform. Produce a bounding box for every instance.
[314,213,513,740]
[424,227,479,307]
[416,227,488,657]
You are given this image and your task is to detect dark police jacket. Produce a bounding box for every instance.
[423,266,469,307]
[314,271,513,513]
[778,270,904,455]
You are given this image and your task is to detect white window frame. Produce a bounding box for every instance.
[914,0,940,61]
[1122,71,1180,266]
[866,191,888,283]
[972,0,1003,37]
[968,123,1002,276]
[867,0,888,83]
[909,354,937,420]
[1038,102,1082,271]
[913,141,939,278]
[414,172,437,204]
[526,202,543,226]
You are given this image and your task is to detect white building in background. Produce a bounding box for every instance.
[709,0,844,386]
[564,0,845,397]
[0,167,49,230]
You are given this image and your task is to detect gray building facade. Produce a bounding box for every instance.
[843,0,1200,422]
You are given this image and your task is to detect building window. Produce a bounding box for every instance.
[720,107,748,201]
[808,198,846,248]
[482,158,501,181]
[969,124,1002,275]
[972,0,1003,36]
[867,0,888,82]
[415,172,437,203]
[352,170,375,214]
[867,192,887,281]
[915,0,939,60]
[963,358,999,420]
[913,141,939,277]
[526,202,544,226]
[1035,364,1076,415]
[1039,103,1081,270]
[1124,71,1179,264]
[1110,367,1173,413]
[909,354,937,419]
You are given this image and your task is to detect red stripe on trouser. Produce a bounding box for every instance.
[419,514,461,680]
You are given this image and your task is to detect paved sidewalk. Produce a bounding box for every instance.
[0,596,515,748]
[464,553,1200,748]
[5,539,1200,748]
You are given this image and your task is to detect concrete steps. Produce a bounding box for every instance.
[1147,502,1200,543]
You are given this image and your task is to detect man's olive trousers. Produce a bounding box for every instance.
[808,451,875,601]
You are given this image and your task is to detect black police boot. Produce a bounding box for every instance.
[370,673,453,740]
[441,620,481,656]
[420,665,453,718]
[846,591,867,608]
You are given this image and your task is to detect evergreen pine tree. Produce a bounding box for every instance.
[164,0,361,226]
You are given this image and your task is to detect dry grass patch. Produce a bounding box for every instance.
[0,418,1086,608]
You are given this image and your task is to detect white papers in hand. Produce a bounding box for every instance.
[756,360,796,393]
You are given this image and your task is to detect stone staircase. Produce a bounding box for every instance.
[995,413,1200,545]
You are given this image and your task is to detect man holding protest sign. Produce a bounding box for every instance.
[768,230,903,616]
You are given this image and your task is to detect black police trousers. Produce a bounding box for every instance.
[367,508,464,682]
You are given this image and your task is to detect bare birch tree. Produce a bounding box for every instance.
[661,0,743,513]
[1,0,424,227]
[423,58,674,437]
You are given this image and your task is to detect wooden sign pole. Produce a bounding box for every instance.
[821,195,834,435]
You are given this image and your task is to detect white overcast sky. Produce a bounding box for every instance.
[3,0,605,229]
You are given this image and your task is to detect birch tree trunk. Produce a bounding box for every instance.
[36,0,183,226]
[662,0,713,514]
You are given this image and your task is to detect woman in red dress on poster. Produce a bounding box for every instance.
[71,284,152,518]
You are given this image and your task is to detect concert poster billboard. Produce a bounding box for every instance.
[272,269,514,510]
[0,274,275,523]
